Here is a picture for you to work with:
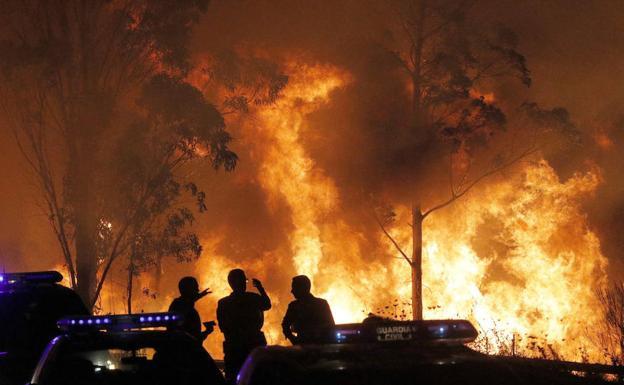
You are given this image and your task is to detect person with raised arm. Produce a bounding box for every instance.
[217,269,271,383]
[168,276,214,342]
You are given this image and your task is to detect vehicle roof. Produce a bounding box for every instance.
[0,282,87,312]
[1,281,79,295]
[249,342,484,369]
[245,343,621,384]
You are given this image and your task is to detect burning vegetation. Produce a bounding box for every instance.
[188,65,609,361]
[1,0,623,366]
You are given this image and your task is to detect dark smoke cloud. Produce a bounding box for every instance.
[2,0,624,294]
[192,0,624,275]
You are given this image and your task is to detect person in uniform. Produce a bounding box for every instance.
[168,276,213,342]
[282,275,335,345]
[217,269,271,383]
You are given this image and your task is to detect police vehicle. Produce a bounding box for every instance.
[0,271,88,385]
[28,312,225,385]
[237,318,622,385]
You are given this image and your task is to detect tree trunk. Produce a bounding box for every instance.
[69,94,109,309]
[411,204,424,320]
[127,254,134,314]
[73,166,98,308]
[75,223,98,308]
[407,1,427,322]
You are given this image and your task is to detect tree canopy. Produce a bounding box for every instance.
[0,0,237,308]
[370,0,578,319]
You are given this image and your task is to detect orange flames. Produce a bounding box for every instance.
[192,63,611,360]
[388,161,606,358]
[81,62,609,362]
[256,64,348,279]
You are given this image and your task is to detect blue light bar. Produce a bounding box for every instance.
[0,271,63,285]
[57,312,183,332]
[334,319,478,345]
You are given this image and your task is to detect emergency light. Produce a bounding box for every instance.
[0,271,63,285]
[334,319,478,345]
[57,312,183,332]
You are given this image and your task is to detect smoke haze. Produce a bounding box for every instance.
[1,0,624,359]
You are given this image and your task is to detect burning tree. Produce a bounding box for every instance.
[374,0,577,319]
[198,48,289,116]
[0,1,237,309]
[123,50,289,309]
[107,74,238,313]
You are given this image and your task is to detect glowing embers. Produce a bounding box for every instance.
[58,312,182,332]
[0,271,63,285]
[334,319,478,345]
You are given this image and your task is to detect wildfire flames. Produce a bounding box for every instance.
[69,63,608,362]
[395,161,606,359]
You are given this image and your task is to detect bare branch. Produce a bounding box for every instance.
[91,220,132,308]
[388,49,414,75]
[423,146,539,219]
[373,211,412,265]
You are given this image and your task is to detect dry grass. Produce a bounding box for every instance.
[597,282,624,366]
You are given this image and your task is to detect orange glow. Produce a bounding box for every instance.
[257,64,347,278]
[76,62,610,363]
[470,89,496,103]
[53,264,72,287]
[388,160,606,359]
[191,63,609,361]
[594,129,614,150]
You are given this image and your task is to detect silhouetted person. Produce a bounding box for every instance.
[217,269,271,383]
[282,275,335,344]
[168,276,213,342]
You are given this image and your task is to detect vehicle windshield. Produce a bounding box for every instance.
[38,337,222,385]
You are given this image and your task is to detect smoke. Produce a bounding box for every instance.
[192,0,624,267]
[1,0,624,359]
[185,0,624,358]
[0,124,58,271]
[189,0,624,252]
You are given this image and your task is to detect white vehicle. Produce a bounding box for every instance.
[29,313,225,385]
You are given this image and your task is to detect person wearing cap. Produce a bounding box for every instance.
[168,276,213,342]
[282,275,335,345]
[217,269,271,384]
